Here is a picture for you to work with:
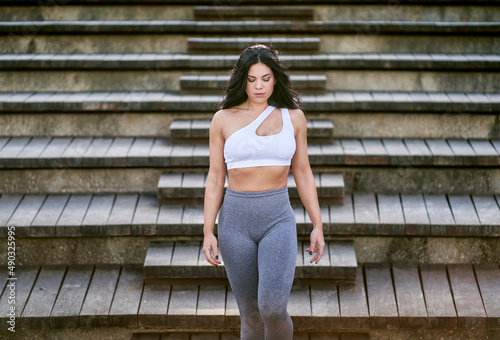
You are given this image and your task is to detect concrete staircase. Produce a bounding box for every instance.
[0,1,499,339]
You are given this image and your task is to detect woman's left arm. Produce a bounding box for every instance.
[290,109,325,264]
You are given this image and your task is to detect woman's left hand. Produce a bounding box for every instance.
[306,228,325,264]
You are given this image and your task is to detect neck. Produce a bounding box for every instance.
[241,100,270,113]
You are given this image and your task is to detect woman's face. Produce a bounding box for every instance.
[246,62,275,105]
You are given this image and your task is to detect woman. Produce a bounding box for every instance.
[202,44,325,340]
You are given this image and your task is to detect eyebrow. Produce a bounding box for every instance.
[248,73,272,78]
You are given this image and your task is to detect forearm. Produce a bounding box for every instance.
[203,174,225,235]
[203,171,224,266]
[295,168,323,230]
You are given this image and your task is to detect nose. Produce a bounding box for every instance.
[255,79,263,89]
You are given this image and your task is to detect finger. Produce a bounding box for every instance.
[203,247,219,266]
[315,252,323,264]
[211,248,222,266]
[316,243,325,259]
[309,248,324,264]
[212,247,220,261]
[315,247,324,263]
[207,254,220,267]
[308,241,317,254]
[310,254,322,264]
[212,255,221,266]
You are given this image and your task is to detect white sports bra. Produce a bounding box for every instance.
[224,105,296,170]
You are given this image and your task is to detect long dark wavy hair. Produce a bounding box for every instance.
[217,44,301,110]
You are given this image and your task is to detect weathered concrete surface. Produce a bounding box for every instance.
[0,71,184,92]
[367,330,500,340]
[353,236,500,264]
[324,71,500,93]
[340,167,500,195]
[3,235,500,266]
[0,5,194,21]
[314,5,500,21]
[0,167,498,195]
[0,329,499,340]
[0,112,180,138]
[0,328,133,340]
[319,36,500,54]
[2,70,498,93]
[0,35,187,54]
[0,112,497,139]
[4,236,152,266]
[0,169,163,194]
[328,113,499,139]
[2,4,499,22]
[2,35,500,54]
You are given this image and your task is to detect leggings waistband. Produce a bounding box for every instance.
[225,186,288,198]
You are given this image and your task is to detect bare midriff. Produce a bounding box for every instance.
[227,166,290,192]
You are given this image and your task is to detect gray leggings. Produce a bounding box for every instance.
[218,187,297,340]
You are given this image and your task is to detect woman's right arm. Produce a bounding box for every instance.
[202,111,226,266]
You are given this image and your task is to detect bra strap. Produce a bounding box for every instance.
[252,105,276,129]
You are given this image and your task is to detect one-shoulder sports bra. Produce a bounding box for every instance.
[224,105,296,170]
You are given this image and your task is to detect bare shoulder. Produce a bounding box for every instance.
[212,109,226,122]
[213,107,240,121]
[288,108,307,129]
[211,109,231,128]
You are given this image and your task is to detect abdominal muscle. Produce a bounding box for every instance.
[227,166,290,192]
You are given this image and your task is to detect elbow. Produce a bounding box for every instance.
[293,168,316,189]
[293,165,313,181]
[206,169,226,191]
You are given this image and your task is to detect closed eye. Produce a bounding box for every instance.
[247,77,271,82]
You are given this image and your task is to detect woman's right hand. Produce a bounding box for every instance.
[202,233,221,267]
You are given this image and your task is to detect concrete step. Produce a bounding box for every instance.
[0,137,498,195]
[1,69,498,93]
[0,91,498,113]
[2,3,500,22]
[2,53,498,93]
[132,332,369,340]
[2,20,499,36]
[0,5,195,22]
[2,22,500,54]
[1,163,498,197]
[3,3,500,22]
[194,6,315,21]
[2,263,499,334]
[3,33,498,54]
[188,37,320,54]
[2,192,500,266]
[0,110,496,140]
[170,118,334,144]
[2,0,500,4]
[2,69,498,92]
[4,53,500,71]
[2,192,499,239]
[157,172,344,205]
[143,240,357,286]
[0,164,498,197]
[0,137,498,169]
[180,74,327,94]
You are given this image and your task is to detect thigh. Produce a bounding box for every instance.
[218,206,260,313]
[257,212,297,304]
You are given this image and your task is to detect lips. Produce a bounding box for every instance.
[255,93,265,97]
